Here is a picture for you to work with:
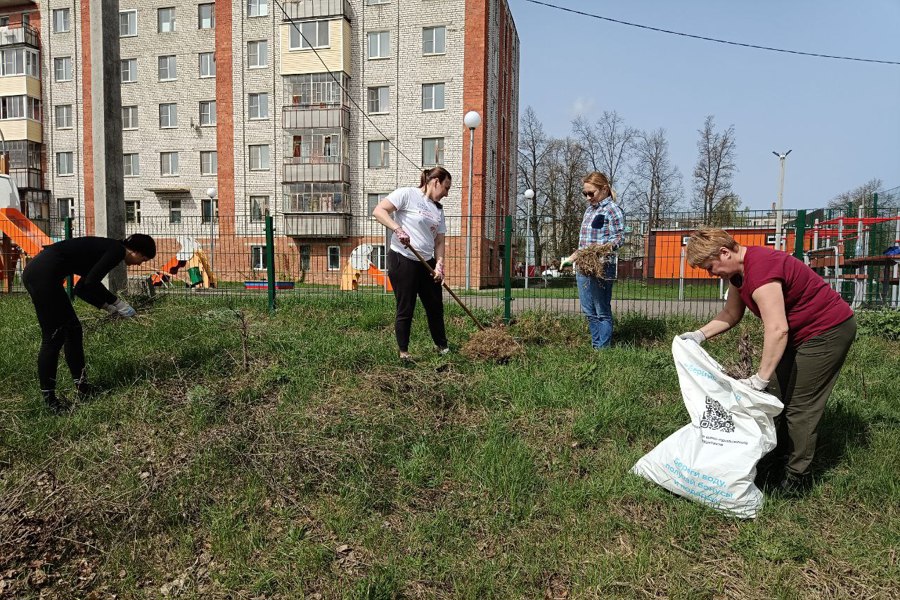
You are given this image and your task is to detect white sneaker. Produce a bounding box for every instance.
[438,347,450,355]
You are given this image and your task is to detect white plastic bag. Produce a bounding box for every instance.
[631,337,784,518]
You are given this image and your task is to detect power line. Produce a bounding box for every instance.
[271,0,425,174]
[523,0,900,66]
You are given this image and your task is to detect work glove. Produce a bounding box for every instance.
[433,261,445,284]
[739,373,770,391]
[678,330,706,344]
[105,298,136,318]
[561,258,574,269]
[394,227,411,246]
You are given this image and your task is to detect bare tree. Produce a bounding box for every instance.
[692,115,738,221]
[827,178,891,211]
[517,106,555,267]
[632,128,683,227]
[572,111,638,204]
[545,137,588,262]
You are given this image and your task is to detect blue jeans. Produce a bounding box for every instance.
[576,273,614,349]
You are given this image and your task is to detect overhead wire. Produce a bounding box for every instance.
[523,0,900,66]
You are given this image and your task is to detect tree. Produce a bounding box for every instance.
[517,106,554,268]
[545,137,588,261]
[692,115,738,222]
[827,178,891,212]
[572,111,638,207]
[632,128,683,228]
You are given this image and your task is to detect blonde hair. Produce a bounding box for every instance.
[583,171,617,202]
[686,228,739,267]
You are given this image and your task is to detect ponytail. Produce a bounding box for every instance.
[420,166,451,188]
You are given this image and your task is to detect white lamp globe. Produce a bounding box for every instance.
[524,189,534,200]
[464,111,482,130]
[206,187,217,199]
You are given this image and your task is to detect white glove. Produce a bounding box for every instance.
[739,373,770,391]
[678,330,706,344]
[105,298,136,318]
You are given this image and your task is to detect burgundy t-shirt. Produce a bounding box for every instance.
[735,246,853,346]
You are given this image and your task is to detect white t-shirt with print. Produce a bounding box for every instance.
[387,187,446,260]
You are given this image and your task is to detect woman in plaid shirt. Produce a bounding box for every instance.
[561,172,625,349]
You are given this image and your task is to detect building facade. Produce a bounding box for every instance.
[34,0,519,287]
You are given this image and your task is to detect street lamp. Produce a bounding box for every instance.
[206,187,217,272]
[523,189,534,289]
[772,150,791,251]
[463,110,481,290]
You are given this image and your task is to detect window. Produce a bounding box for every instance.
[54,57,72,82]
[57,197,74,219]
[366,0,389,4]
[323,135,335,158]
[367,31,390,58]
[160,151,179,176]
[55,105,73,129]
[299,245,311,270]
[125,200,141,224]
[371,245,386,270]
[290,20,329,49]
[250,195,269,222]
[0,17,8,28]
[53,9,71,33]
[198,3,215,29]
[119,10,137,37]
[251,246,267,270]
[199,100,216,126]
[121,58,137,83]
[249,144,269,170]
[327,246,340,270]
[248,0,268,17]
[158,7,176,33]
[248,40,267,68]
[56,152,73,176]
[422,83,445,111]
[766,234,777,245]
[283,72,346,107]
[368,140,389,168]
[367,86,389,114]
[367,192,387,214]
[200,150,217,175]
[159,103,177,128]
[422,26,445,54]
[199,52,215,78]
[422,137,444,167]
[201,198,217,223]
[122,106,138,129]
[158,55,177,81]
[0,96,25,120]
[123,153,140,176]
[169,199,182,223]
[248,93,268,119]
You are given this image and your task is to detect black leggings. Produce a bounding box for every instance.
[22,261,86,393]
[387,250,447,352]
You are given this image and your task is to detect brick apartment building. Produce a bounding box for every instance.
[21,0,519,287]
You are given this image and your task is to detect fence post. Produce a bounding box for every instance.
[265,213,276,312]
[503,215,512,324]
[65,216,74,300]
[793,209,806,260]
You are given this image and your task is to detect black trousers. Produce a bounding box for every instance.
[387,250,447,352]
[22,256,86,393]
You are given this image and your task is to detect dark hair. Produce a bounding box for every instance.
[420,166,451,187]
[124,233,157,259]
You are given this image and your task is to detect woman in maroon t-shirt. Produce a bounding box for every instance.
[679,228,856,496]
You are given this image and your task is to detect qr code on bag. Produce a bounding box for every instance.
[700,397,735,433]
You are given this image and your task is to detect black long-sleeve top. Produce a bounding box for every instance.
[37,237,126,308]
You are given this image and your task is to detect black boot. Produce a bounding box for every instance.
[42,391,72,414]
[74,377,99,399]
[776,471,813,498]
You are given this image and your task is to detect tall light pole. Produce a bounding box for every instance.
[463,110,481,290]
[206,187,217,272]
[523,188,534,289]
[772,150,791,251]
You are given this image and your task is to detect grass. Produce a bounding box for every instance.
[0,293,897,599]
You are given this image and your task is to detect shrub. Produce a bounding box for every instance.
[855,309,900,341]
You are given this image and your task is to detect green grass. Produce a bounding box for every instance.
[0,293,897,598]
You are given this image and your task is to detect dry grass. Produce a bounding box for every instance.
[573,244,615,279]
[461,327,525,363]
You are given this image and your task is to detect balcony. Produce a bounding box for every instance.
[283,105,350,130]
[0,25,39,48]
[9,167,42,190]
[281,0,351,20]
[283,212,351,238]
[283,162,350,183]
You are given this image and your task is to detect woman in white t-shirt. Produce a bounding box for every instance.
[373,167,452,360]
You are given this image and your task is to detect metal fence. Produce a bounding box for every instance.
[2,206,898,318]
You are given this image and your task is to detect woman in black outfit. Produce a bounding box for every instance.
[22,234,156,412]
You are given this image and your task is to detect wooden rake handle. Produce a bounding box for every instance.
[404,244,485,331]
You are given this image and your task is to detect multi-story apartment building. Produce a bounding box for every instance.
[35,0,519,287]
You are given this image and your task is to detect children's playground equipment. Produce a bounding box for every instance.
[0,174,56,292]
[341,244,391,291]
[149,236,218,289]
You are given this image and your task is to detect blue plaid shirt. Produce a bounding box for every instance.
[578,199,625,249]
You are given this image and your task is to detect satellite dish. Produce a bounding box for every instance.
[350,244,374,270]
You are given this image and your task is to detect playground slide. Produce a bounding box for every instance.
[0,207,53,257]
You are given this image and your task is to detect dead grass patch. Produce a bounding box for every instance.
[461,327,525,363]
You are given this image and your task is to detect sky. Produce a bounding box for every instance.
[508,0,900,210]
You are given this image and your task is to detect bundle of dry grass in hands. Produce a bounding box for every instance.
[573,243,615,278]
[723,332,755,380]
[461,327,524,363]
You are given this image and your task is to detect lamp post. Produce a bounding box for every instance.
[523,188,534,289]
[772,150,791,251]
[206,187,217,272]
[463,110,481,290]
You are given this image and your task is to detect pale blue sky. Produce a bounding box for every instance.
[510,0,900,210]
